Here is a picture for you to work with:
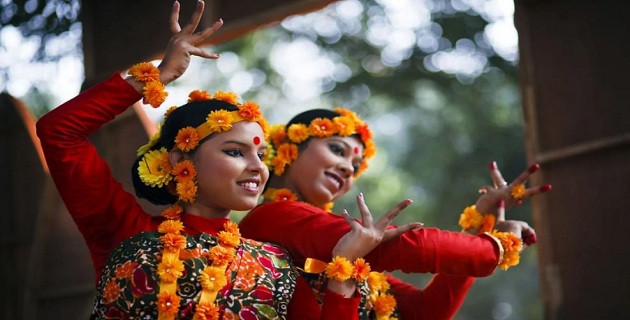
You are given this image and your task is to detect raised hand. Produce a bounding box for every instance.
[158,0,223,85]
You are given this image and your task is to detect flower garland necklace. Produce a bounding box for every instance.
[262,187,334,212]
[134,87,268,319]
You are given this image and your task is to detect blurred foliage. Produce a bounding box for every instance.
[2,0,541,319]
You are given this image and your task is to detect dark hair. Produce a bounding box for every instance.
[131,100,239,205]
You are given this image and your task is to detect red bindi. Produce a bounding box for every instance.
[354,147,360,154]
[253,136,261,145]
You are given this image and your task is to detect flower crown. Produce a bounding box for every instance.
[136,90,269,195]
[266,107,377,177]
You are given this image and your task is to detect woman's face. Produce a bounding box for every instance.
[284,136,364,207]
[188,121,269,216]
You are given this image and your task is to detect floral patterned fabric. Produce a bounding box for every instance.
[92,231,298,319]
[300,270,400,320]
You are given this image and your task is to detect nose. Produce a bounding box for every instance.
[336,160,354,179]
[248,154,268,175]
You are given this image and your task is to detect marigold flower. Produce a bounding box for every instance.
[238,101,262,121]
[161,233,187,252]
[143,81,168,108]
[161,204,183,220]
[309,118,336,138]
[269,124,287,146]
[158,219,185,234]
[325,256,354,282]
[334,107,361,124]
[355,161,369,177]
[272,157,288,176]
[368,272,389,292]
[273,188,298,202]
[157,255,185,283]
[209,245,236,267]
[223,221,240,236]
[157,291,181,317]
[129,62,160,82]
[136,129,161,156]
[322,202,334,212]
[213,91,239,105]
[257,118,270,138]
[333,116,356,136]
[206,110,234,133]
[363,139,377,159]
[195,301,220,320]
[172,160,197,183]
[511,183,526,199]
[356,123,373,142]
[491,231,523,270]
[188,89,212,102]
[373,293,397,317]
[138,148,173,188]
[352,258,371,282]
[163,106,178,119]
[287,124,309,143]
[218,230,240,247]
[459,205,483,230]
[174,127,200,152]
[176,179,198,203]
[479,214,496,233]
[199,266,228,291]
[276,143,299,162]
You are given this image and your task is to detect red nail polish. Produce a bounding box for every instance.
[489,161,497,170]
[517,200,523,206]
[527,164,540,173]
[524,233,537,246]
[498,199,505,208]
[540,184,552,192]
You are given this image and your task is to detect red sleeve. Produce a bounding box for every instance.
[240,201,500,277]
[36,73,153,280]
[387,274,474,320]
[288,276,359,319]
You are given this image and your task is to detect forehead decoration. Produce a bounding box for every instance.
[265,107,376,177]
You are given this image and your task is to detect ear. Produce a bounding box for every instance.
[169,148,186,167]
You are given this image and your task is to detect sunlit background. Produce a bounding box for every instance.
[1,0,541,319]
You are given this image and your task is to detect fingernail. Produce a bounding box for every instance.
[359,192,363,198]
[489,161,497,170]
[540,184,552,192]
[527,164,540,173]
[478,188,487,194]
[524,233,537,246]
[498,199,505,208]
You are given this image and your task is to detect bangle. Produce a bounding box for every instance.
[128,62,168,108]
[325,256,371,282]
[459,205,496,233]
[488,231,523,270]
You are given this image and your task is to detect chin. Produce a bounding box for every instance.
[231,199,258,212]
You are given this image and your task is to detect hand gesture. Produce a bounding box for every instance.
[158,0,223,84]
[494,200,538,246]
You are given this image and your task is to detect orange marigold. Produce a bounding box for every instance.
[272,157,288,176]
[188,89,212,102]
[161,204,183,220]
[273,188,298,202]
[158,219,185,234]
[172,160,197,183]
[238,101,262,121]
[363,139,377,159]
[334,107,361,124]
[373,293,397,317]
[309,118,336,138]
[129,62,160,82]
[276,143,299,162]
[333,116,356,136]
[157,254,185,283]
[511,183,526,199]
[157,291,181,317]
[209,245,235,267]
[352,258,371,282]
[325,256,354,282]
[479,214,496,233]
[356,123,373,142]
[143,81,168,108]
[199,266,228,291]
[322,202,334,212]
[217,230,240,247]
[223,221,241,236]
[195,301,220,320]
[355,161,369,177]
[269,124,287,146]
[287,123,309,143]
[161,233,187,252]
[459,205,483,230]
[206,110,234,133]
[368,272,389,292]
[491,231,523,270]
[164,105,178,119]
[213,91,239,105]
[177,179,198,203]
[174,127,200,152]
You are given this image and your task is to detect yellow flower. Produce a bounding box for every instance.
[157,255,185,283]
[511,183,526,199]
[334,107,361,124]
[195,301,220,320]
[157,291,181,317]
[333,116,356,136]
[458,205,483,230]
[188,89,212,102]
[213,91,239,105]
[136,128,161,156]
[218,230,240,247]
[158,219,185,234]
[209,245,236,267]
[128,62,160,82]
[353,258,371,282]
[491,231,523,270]
[238,101,262,121]
[373,293,397,318]
[176,179,198,203]
[309,118,336,137]
[272,157,288,176]
[287,124,309,143]
[322,202,334,212]
[199,266,228,291]
[269,124,287,146]
[174,127,200,152]
[137,148,172,188]
[143,81,168,108]
[172,160,197,183]
[325,256,354,282]
[161,204,183,220]
[206,110,234,133]
[368,272,389,292]
[160,233,187,252]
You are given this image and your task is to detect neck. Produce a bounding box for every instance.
[182,203,231,219]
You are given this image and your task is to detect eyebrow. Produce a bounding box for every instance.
[328,138,363,160]
[222,140,268,149]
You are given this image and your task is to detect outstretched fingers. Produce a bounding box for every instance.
[169,1,182,34]
[355,193,374,228]
[181,0,206,35]
[374,199,414,231]
[382,222,424,242]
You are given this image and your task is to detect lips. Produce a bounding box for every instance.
[324,171,344,191]
[237,178,261,193]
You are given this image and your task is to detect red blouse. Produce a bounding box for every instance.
[36,73,359,319]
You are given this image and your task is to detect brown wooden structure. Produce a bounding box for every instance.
[515,0,630,318]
